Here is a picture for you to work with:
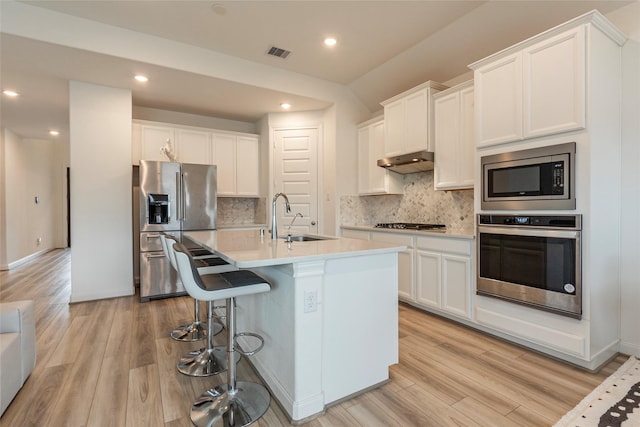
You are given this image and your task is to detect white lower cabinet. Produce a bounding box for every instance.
[416,235,472,320]
[370,232,415,302]
[340,228,473,315]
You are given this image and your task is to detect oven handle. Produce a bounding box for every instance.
[477,225,580,239]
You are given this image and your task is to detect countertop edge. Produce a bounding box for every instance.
[340,225,475,239]
[234,244,407,269]
[185,229,407,269]
[217,223,266,229]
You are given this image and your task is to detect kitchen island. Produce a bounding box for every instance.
[184,229,406,423]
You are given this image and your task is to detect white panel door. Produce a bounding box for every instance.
[274,128,318,235]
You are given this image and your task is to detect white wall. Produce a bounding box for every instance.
[69,81,134,302]
[619,38,640,356]
[1,128,65,269]
[0,129,6,268]
[133,106,256,134]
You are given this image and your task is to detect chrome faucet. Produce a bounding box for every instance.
[287,213,303,242]
[271,193,291,239]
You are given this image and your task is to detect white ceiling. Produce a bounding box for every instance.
[0,0,636,141]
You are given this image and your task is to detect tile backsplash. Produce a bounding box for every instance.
[217,197,266,225]
[340,171,474,231]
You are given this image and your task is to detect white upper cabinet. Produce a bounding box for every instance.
[474,54,523,146]
[472,24,587,147]
[212,132,236,196]
[357,118,403,195]
[433,81,475,190]
[381,81,448,156]
[175,128,212,165]
[523,26,585,138]
[132,120,260,197]
[137,123,176,162]
[235,135,260,197]
[212,132,260,197]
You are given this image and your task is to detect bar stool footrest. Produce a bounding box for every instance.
[234,332,264,356]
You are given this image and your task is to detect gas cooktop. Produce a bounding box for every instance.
[375,223,446,231]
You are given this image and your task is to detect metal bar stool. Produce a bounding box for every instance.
[164,238,232,376]
[160,233,235,342]
[173,243,272,427]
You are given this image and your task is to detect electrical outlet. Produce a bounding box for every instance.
[304,290,317,313]
[36,237,42,245]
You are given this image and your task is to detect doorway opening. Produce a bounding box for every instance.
[66,167,71,248]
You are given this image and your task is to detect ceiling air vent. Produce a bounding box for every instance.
[266,46,291,59]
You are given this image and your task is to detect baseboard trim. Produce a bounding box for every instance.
[6,249,52,270]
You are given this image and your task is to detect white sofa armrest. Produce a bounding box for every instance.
[0,300,36,381]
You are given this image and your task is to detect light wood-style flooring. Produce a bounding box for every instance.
[0,249,626,426]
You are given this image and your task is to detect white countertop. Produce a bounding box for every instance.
[185,229,406,268]
[217,223,266,229]
[341,225,475,239]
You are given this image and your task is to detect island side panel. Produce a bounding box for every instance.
[322,253,399,404]
[234,252,399,422]
[237,262,326,422]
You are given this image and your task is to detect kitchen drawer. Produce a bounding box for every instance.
[416,236,471,256]
[140,231,180,252]
[370,232,414,248]
[341,229,371,240]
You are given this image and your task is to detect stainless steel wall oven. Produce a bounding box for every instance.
[476,214,582,319]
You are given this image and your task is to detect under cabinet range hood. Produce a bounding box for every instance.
[377,151,435,174]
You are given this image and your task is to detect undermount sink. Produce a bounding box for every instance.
[281,234,335,242]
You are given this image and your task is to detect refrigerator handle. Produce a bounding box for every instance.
[176,171,181,221]
[177,171,185,221]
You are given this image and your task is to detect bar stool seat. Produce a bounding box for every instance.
[173,243,272,427]
[160,233,235,342]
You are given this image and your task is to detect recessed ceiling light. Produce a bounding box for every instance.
[324,37,337,46]
[212,4,227,15]
[3,90,19,97]
[281,103,291,109]
[134,75,148,83]
[49,130,60,136]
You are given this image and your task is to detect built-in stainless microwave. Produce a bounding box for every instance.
[481,142,575,210]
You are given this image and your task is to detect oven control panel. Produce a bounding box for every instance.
[478,214,581,229]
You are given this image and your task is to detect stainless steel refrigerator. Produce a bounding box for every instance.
[138,160,218,301]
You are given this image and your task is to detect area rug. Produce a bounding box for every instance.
[554,355,640,427]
